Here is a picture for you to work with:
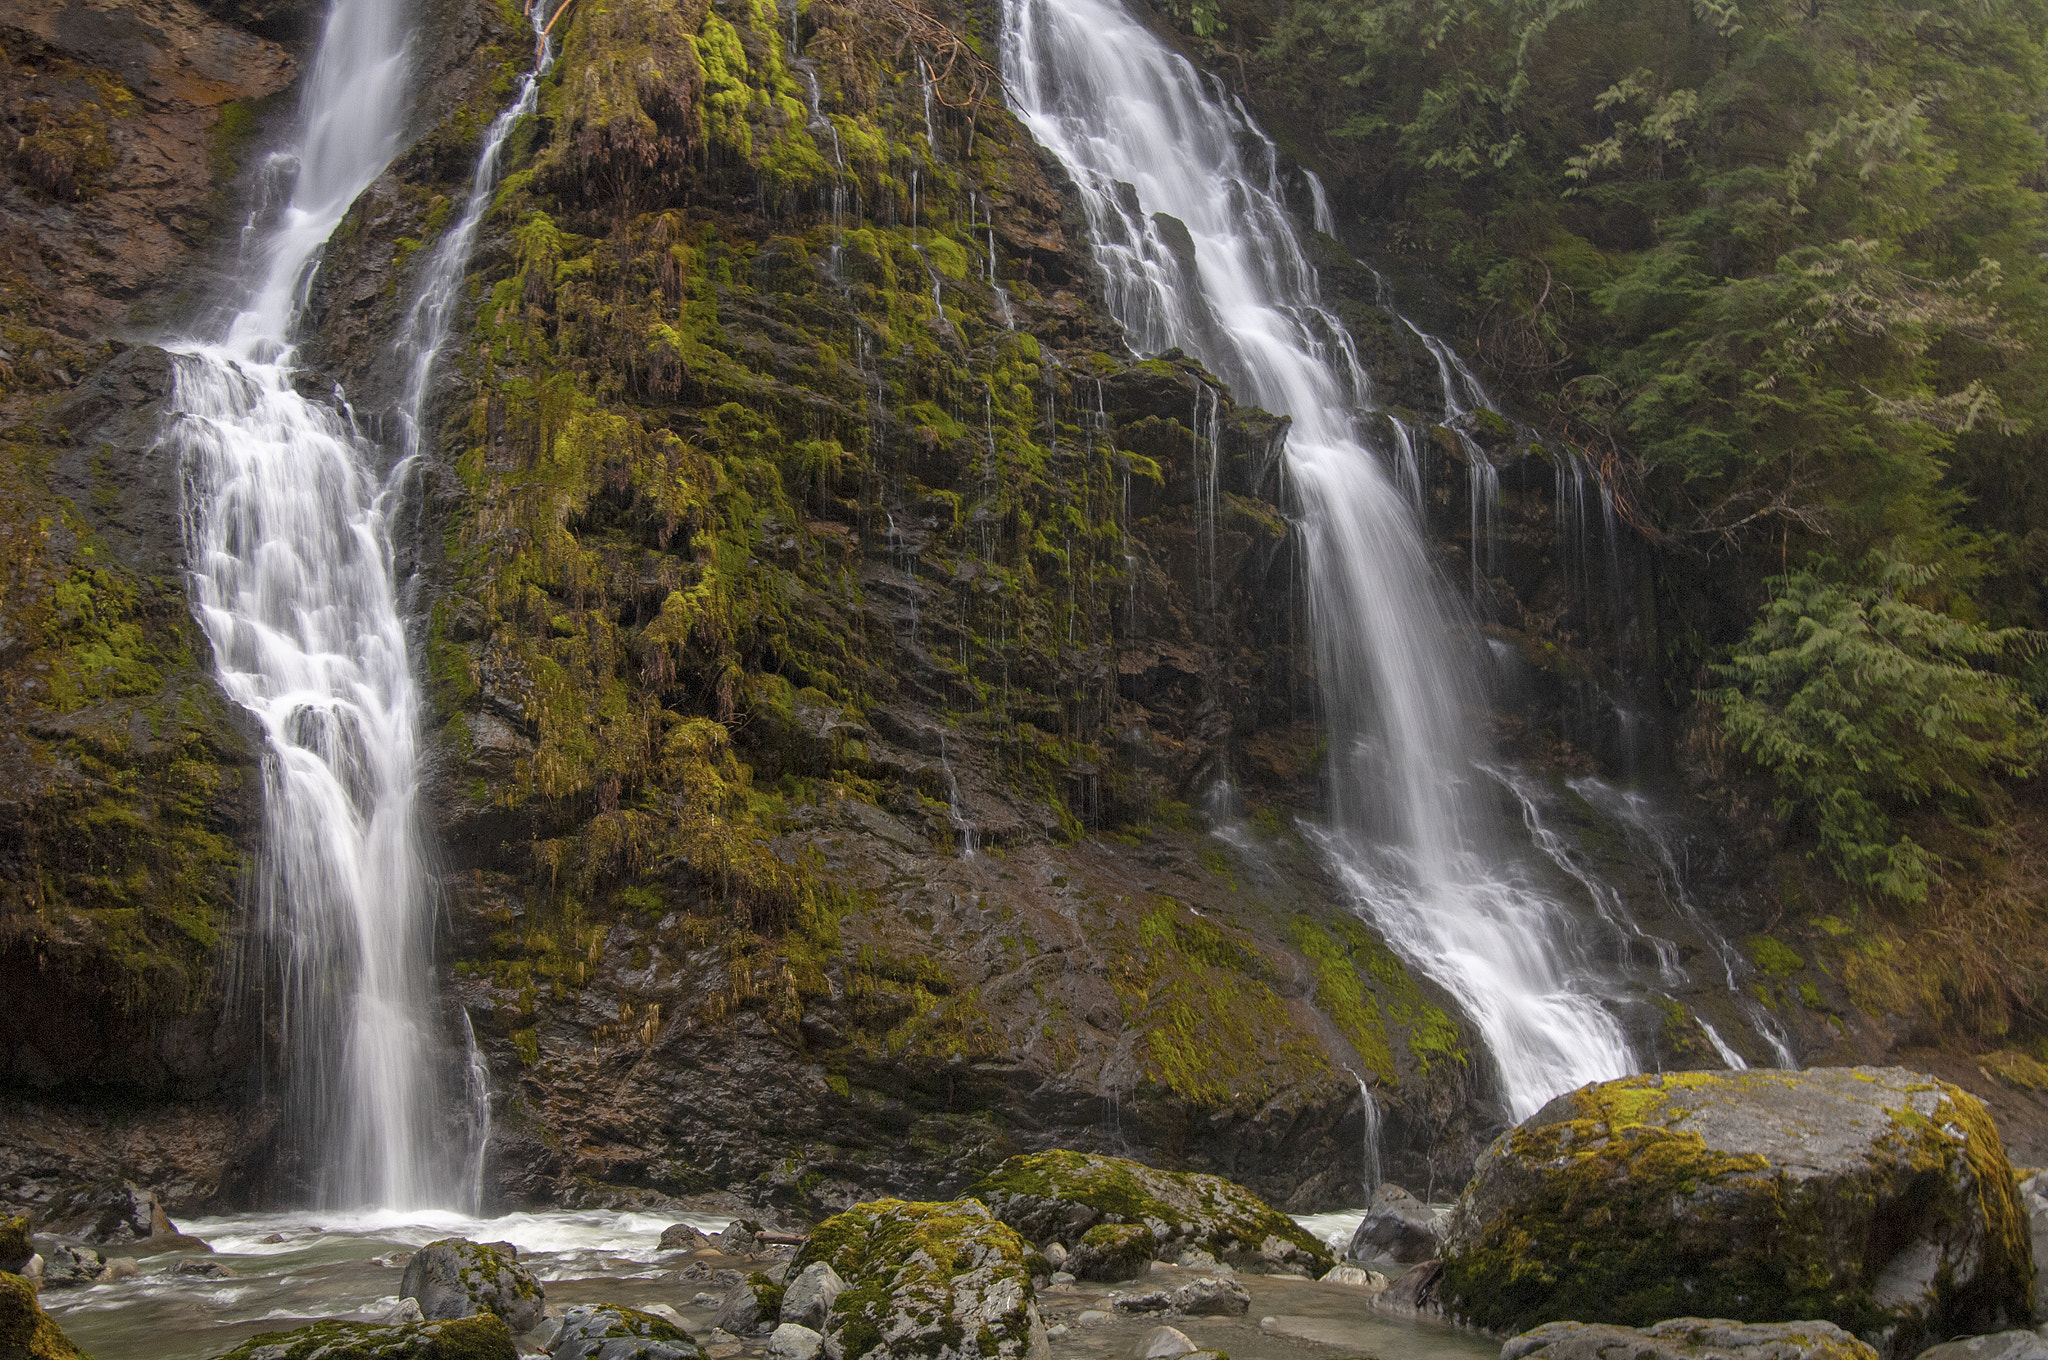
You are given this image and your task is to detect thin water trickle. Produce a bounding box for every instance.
[1003,0,1634,1119]
[164,0,549,1207]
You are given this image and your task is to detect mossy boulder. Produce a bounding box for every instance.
[787,1199,1048,1360]
[1440,1068,2032,1353]
[399,1240,544,1333]
[0,1220,29,1276]
[1,1271,90,1360]
[970,1152,1332,1277]
[207,1314,514,1360]
[1068,1225,1153,1282]
[1502,1319,1879,1360]
[546,1306,705,1360]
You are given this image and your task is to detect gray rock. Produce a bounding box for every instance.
[211,1314,519,1360]
[1918,1333,2048,1360]
[2017,1171,2048,1322]
[659,1225,714,1254]
[1347,1184,1444,1264]
[1319,1264,1387,1290]
[401,1238,546,1333]
[385,1299,426,1325]
[1130,1325,1196,1359]
[1168,1278,1249,1317]
[170,1258,237,1278]
[1043,1243,1068,1269]
[1501,1319,1879,1360]
[103,1257,140,1281]
[712,1278,774,1336]
[1112,1289,1174,1315]
[766,1324,822,1360]
[779,1262,846,1331]
[38,1243,107,1288]
[546,1305,704,1360]
[715,1222,760,1255]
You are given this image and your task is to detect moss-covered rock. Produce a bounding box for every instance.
[0,1271,90,1360]
[1502,1319,1878,1360]
[399,1240,544,1333]
[1440,1068,2032,1352]
[208,1316,513,1360]
[0,1220,29,1276]
[788,1198,1046,1360]
[1068,1223,1153,1282]
[546,1306,705,1360]
[970,1151,1332,1277]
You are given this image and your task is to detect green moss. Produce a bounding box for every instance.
[0,1272,88,1360]
[1748,935,1807,976]
[211,1315,514,1360]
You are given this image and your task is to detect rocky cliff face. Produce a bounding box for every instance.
[5,0,2044,1223]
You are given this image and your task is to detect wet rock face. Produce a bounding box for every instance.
[400,1239,546,1334]
[1440,1068,2033,1353]
[787,1199,1048,1360]
[972,1152,1333,1278]
[211,1314,517,1360]
[1502,1319,1879,1360]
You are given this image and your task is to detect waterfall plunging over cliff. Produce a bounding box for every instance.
[1001,0,1636,1117]
[165,0,543,1206]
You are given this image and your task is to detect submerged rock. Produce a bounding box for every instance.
[1347,1184,1443,1264]
[1440,1068,2032,1353]
[658,1225,713,1255]
[546,1306,704,1360]
[210,1315,516,1360]
[0,1270,90,1360]
[972,1151,1333,1277]
[400,1239,546,1334]
[1502,1319,1878,1360]
[789,1198,1048,1360]
[35,1246,105,1290]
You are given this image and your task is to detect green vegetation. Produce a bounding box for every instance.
[209,1315,515,1360]
[1216,0,2048,903]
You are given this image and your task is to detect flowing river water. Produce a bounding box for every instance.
[87,0,1797,1351]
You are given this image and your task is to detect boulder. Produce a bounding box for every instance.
[1347,1184,1443,1264]
[779,1263,846,1331]
[972,1151,1332,1277]
[659,1225,714,1255]
[210,1314,517,1360]
[1129,1326,1195,1360]
[712,1274,782,1336]
[546,1305,705,1360]
[0,1219,30,1276]
[1501,1319,1879,1360]
[2016,1170,2048,1322]
[36,1246,105,1289]
[766,1324,822,1360]
[1111,1280,1249,1317]
[1319,1264,1387,1291]
[400,1239,546,1333]
[788,1198,1049,1360]
[716,1223,761,1255]
[1440,1068,2032,1354]
[0,1270,89,1360]
[43,1183,173,1245]
[1069,1225,1154,1282]
[1917,1335,2048,1360]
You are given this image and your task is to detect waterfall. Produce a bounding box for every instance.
[1002,0,1635,1118]
[165,0,545,1206]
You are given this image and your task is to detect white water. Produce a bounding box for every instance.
[165,0,545,1205]
[1002,0,1634,1119]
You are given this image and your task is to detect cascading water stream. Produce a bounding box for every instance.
[164,0,547,1207]
[1002,0,1635,1118]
